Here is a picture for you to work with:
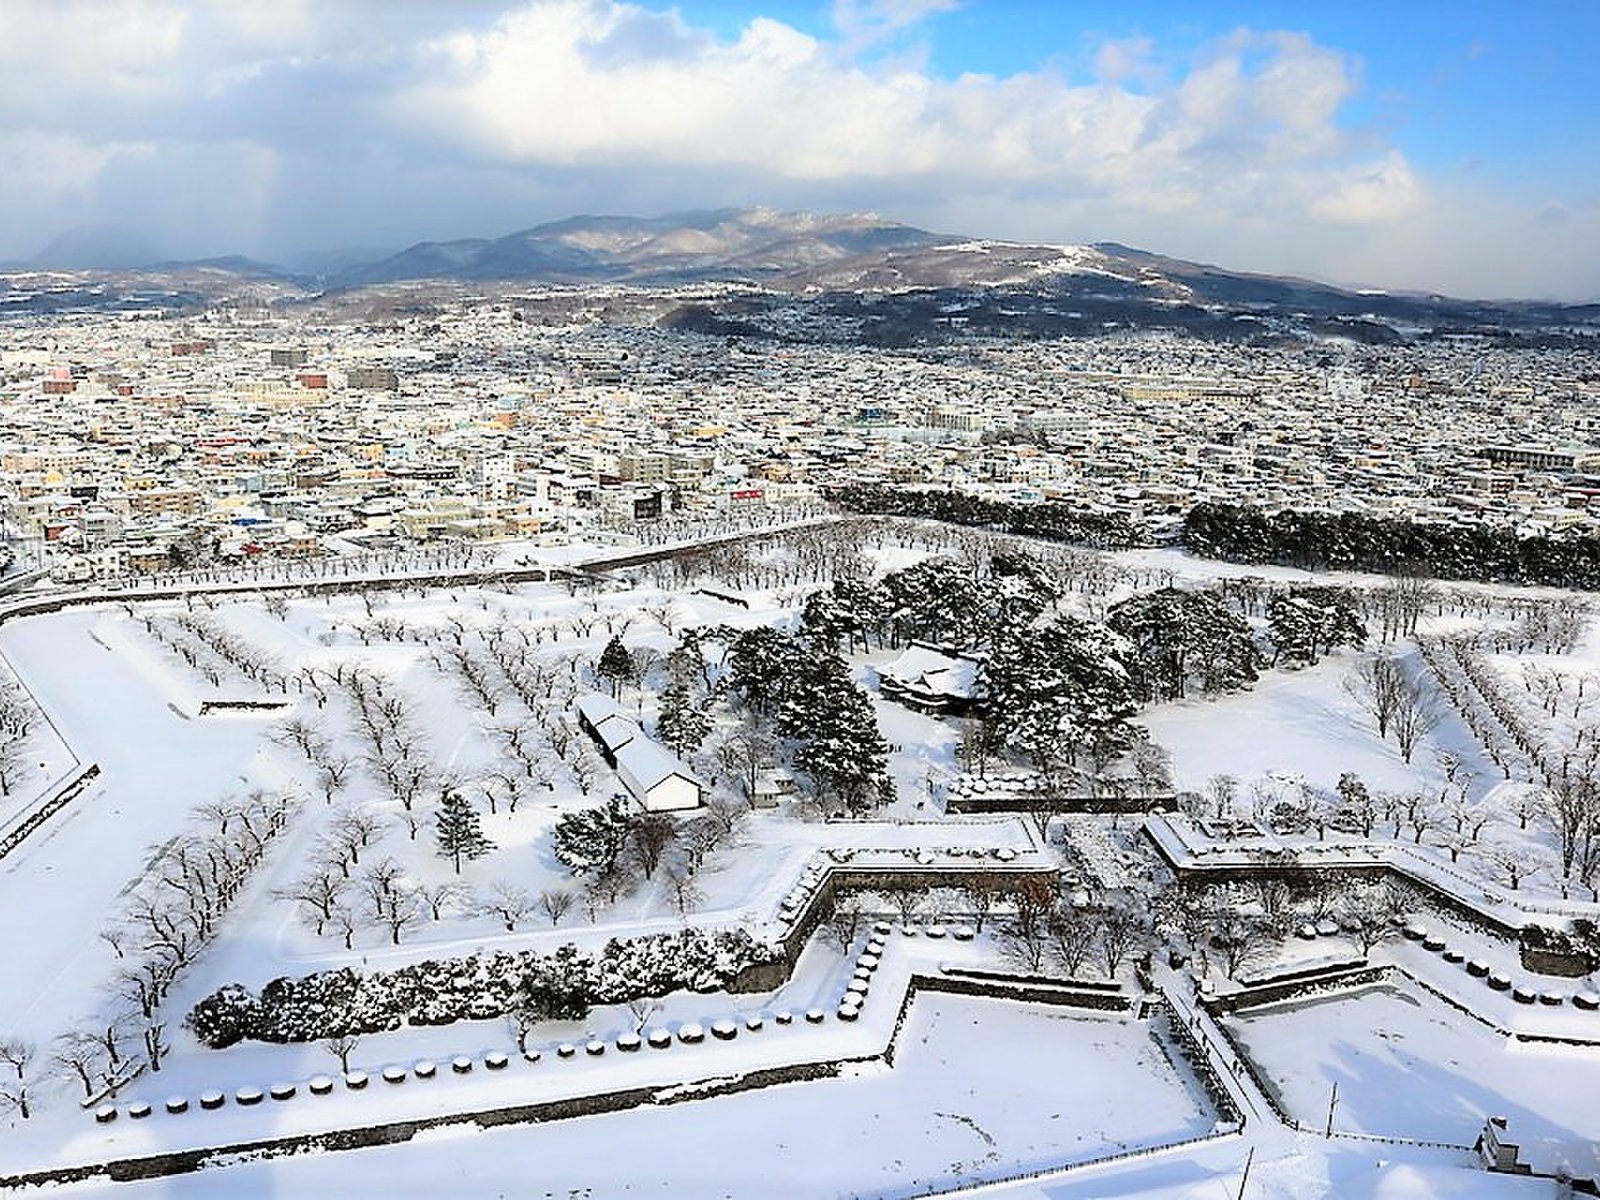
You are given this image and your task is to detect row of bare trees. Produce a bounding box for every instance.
[0,674,41,797]
[0,789,301,1120]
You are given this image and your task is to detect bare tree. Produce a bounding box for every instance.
[1344,654,1407,740]
[477,882,537,931]
[1097,904,1150,977]
[1390,671,1441,764]
[418,880,469,921]
[50,1031,106,1101]
[626,997,660,1034]
[998,877,1057,972]
[359,859,425,945]
[322,1033,361,1074]
[140,1020,169,1073]
[313,753,355,803]
[1204,773,1238,820]
[1540,775,1600,882]
[1398,792,1439,845]
[276,867,349,936]
[628,812,677,880]
[539,887,575,927]
[664,863,703,916]
[826,894,864,950]
[1337,882,1410,955]
[1484,840,1539,891]
[960,874,1006,933]
[717,711,778,804]
[328,900,360,950]
[570,749,601,797]
[1047,906,1100,978]
[1208,912,1280,980]
[0,1038,37,1118]
[327,807,388,867]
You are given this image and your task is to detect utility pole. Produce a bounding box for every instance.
[1236,1146,1254,1200]
[1325,1080,1339,1137]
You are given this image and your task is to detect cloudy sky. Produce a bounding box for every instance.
[2,0,1596,298]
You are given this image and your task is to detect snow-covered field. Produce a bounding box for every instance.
[1228,981,1600,1177]
[49,992,1216,1200]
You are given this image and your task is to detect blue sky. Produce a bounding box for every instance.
[0,0,1595,297]
[689,0,1595,186]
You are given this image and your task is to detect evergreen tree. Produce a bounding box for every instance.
[436,790,495,874]
[597,634,635,698]
[726,626,806,713]
[552,795,634,876]
[1267,586,1365,667]
[785,656,892,813]
[656,675,710,756]
[513,961,591,1026]
[880,558,985,648]
[1334,771,1376,836]
[800,577,882,653]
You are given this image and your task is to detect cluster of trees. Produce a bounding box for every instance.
[720,626,892,813]
[0,675,40,797]
[800,549,1364,792]
[1343,653,1441,763]
[1106,587,1260,701]
[280,818,537,951]
[993,879,1154,979]
[1185,501,1600,589]
[1417,633,1600,895]
[340,668,440,818]
[1265,587,1367,668]
[550,792,746,918]
[187,927,780,1049]
[139,609,289,693]
[1155,876,1414,979]
[801,551,1059,654]
[826,485,1145,552]
[1185,763,1558,895]
[982,615,1139,782]
[148,538,496,591]
[640,520,880,594]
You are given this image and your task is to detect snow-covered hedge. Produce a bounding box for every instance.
[188,928,781,1048]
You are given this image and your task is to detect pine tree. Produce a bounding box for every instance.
[656,675,710,756]
[597,635,635,698]
[1108,587,1259,701]
[552,795,634,876]
[436,790,495,874]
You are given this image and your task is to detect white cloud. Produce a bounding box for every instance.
[1092,36,1157,85]
[392,0,1389,216]
[1310,151,1425,224]
[0,0,1590,296]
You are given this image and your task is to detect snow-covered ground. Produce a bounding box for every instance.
[46,991,1216,1200]
[6,533,1600,1197]
[1227,980,1600,1189]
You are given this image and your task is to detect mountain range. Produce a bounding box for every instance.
[8,208,1597,337]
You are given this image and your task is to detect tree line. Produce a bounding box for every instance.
[1185,501,1600,589]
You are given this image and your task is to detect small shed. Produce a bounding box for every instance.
[574,693,703,812]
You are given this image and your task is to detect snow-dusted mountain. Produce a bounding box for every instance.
[10,208,1597,334]
[332,207,946,287]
